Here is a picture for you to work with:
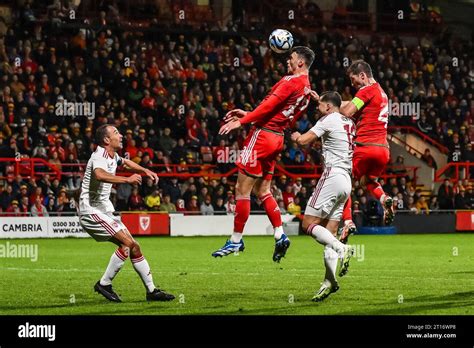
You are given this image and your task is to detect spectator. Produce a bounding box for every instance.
[277,200,287,214]
[145,189,161,211]
[282,184,295,208]
[159,128,176,156]
[29,187,44,206]
[200,195,214,215]
[163,177,182,203]
[292,177,303,195]
[31,195,49,216]
[129,187,144,210]
[46,194,57,213]
[5,200,21,216]
[48,151,62,171]
[421,148,437,170]
[159,195,177,213]
[454,188,470,209]
[19,196,30,216]
[415,196,430,214]
[287,197,302,215]
[395,193,406,210]
[187,196,200,215]
[407,196,418,214]
[447,133,463,163]
[466,185,474,209]
[437,179,454,209]
[176,199,187,213]
[225,195,236,215]
[214,197,226,214]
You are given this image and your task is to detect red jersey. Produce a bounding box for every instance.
[351,82,389,145]
[240,74,311,133]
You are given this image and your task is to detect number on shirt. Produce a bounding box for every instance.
[343,124,355,150]
[282,94,309,120]
[378,92,389,128]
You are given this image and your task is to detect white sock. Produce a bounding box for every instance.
[323,246,338,285]
[131,256,155,293]
[100,249,126,286]
[230,232,242,243]
[274,226,284,240]
[309,224,346,255]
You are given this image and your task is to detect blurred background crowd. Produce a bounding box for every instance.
[0,0,472,218]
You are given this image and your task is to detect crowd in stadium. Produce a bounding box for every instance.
[0,1,473,218]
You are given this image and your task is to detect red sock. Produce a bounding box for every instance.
[366,180,385,201]
[234,197,251,233]
[342,196,352,222]
[260,193,282,228]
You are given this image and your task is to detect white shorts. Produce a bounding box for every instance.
[304,167,352,221]
[79,212,127,242]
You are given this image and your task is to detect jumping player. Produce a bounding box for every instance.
[291,91,355,301]
[78,124,175,302]
[314,60,394,243]
[211,46,315,262]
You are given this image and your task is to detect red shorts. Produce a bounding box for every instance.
[236,127,284,180]
[352,145,390,180]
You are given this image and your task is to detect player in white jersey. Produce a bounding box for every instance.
[78,124,175,302]
[291,91,355,302]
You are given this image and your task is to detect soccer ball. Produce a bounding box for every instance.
[269,29,294,54]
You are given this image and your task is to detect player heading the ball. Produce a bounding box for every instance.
[212,46,315,262]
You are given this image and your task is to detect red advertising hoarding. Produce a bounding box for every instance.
[121,213,169,235]
[456,211,474,231]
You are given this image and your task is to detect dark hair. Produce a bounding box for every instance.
[320,91,342,108]
[347,59,373,78]
[291,46,315,68]
[95,124,111,146]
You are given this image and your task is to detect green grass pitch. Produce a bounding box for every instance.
[0,234,473,315]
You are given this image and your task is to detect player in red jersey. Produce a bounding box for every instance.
[336,60,394,242]
[211,46,315,262]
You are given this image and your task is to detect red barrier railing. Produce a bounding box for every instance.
[0,158,419,184]
[388,126,449,154]
[0,157,62,181]
[435,162,474,183]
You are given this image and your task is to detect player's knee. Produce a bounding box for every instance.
[256,186,271,197]
[235,181,244,196]
[130,241,141,255]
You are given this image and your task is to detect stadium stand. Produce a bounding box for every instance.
[0,0,472,225]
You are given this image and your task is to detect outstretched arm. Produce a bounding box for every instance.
[94,168,142,185]
[219,94,284,135]
[122,158,159,185]
[291,131,318,146]
[239,94,283,125]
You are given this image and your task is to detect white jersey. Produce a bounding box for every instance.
[309,112,355,172]
[79,146,123,215]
